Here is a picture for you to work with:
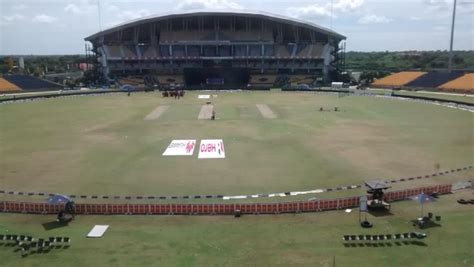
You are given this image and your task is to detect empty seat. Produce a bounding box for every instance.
[406,71,464,88]
[0,77,21,92]
[438,73,474,92]
[372,71,426,88]
[3,75,62,91]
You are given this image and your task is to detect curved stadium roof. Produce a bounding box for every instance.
[85,9,346,41]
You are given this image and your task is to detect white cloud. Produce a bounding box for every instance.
[358,14,393,24]
[409,16,422,21]
[33,14,59,23]
[64,1,97,15]
[424,0,474,14]
[117,9,152,21]
[287,4,334,19]
[287,0,364,19]
[333,0,365,12]
[176,0,243,11]
[11,4,27,10]
[65,4,82,14]
[3,14,24,22]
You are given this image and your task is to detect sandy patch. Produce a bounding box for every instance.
[198,104,214,120]
[256,104,277,119]
[144,105,169,120]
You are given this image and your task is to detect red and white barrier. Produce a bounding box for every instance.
[0,184,452,216]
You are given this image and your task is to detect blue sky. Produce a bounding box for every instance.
[0,0,473,54]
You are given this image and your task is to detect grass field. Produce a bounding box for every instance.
[0,91,473,266]
[0,91,472,199]
[0,190,473,266]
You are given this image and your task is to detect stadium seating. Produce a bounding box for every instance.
[0,77,21,92]
[309,44,324,58]
[406,72,464,89]
[187,46,200,57]
[3,75,62,91]
[288,75,315,85]
[122,45,137,59]
[275,45,290,57]
[371,71,427,88]
[105,45,122,58]
[248,75,278,88]
[263,45,274,57]
[234,45,247,57]
[142,45,159,59]
[158,75,184,85]
[296,44,311,58]
[249,45,261,56]
[438,73,474,92]
[117,76,144,87]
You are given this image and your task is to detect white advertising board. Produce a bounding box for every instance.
[198,139,225,159]
[162,140,196,156]
[198,95,210,99]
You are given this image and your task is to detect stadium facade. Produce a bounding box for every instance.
[85,10,346,89]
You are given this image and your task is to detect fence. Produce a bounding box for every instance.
[0,184,451,216]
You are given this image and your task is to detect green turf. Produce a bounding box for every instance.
[0,191,473,266]
[0,91,472,198]
[0,91,473,266]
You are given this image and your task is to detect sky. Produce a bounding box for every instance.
[0,0,473,54]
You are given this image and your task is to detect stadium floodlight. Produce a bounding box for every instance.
[448,0,457,73]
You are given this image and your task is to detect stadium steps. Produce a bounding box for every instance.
[438,73,474,92]
[406,72,465,89]
[371,71,426,88]
[0,77,22,93]
[3,75,62,91]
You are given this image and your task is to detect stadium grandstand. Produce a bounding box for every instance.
[438,73,474,92]
[371,71,473,92]
[84,10,346,89]
[0,77,21,93]
[1,74,62,92]
[371,71,426,88]
[405,72,464,89]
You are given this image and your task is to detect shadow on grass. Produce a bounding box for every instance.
[42,221,69,231]
[410,219,442,229]
[343,241,427,248]
[368,210,393,217]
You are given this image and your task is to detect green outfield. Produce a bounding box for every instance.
[0,91,472,198]
[0,190,473,266]
[0,91,473,266]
